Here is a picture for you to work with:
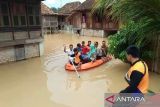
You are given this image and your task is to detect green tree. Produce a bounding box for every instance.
[93,0,160,72]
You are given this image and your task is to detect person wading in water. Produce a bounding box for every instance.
[120,45,149,93]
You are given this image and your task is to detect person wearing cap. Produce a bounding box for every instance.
[120,45,149,93]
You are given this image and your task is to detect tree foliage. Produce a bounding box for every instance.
[108,20,153,61]
[93,0,160,61]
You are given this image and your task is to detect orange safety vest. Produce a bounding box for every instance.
[74,53,81,64]
[126,60,149,93]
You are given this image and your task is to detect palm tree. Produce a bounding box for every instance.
[93,0,160,73]
[92,0,115,18]
[111,0,160,73]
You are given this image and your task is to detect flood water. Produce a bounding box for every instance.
[0,32,160,107]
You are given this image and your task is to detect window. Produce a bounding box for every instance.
[35,8,39,15]
[20,16,26,25]
[28,5,40,26]
[29,16,34,25]
[36,16,40,25]
[1,4,8,14]
[14,16,19,26]
[0,3,10,27]
[3,16,9,26]
[12,3,26,26]
[28,6,33,14]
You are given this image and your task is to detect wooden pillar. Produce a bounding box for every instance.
[25,0,30,39]
[9,0,15,40]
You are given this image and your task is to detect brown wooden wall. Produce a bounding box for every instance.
[69,12,82,28]
[69,10,119,31]
[0,0,42,42]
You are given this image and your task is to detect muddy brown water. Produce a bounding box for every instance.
[0,33,159,107]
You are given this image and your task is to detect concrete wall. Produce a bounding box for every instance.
[0,32,13,42]
[0,43,41,64]
[30,31,41,38]
[0,46,15,64]
[14,32,28,40]
[25,44,40,58]
[81,29,104,37]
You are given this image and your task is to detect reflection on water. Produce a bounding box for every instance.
[0,33,159,107]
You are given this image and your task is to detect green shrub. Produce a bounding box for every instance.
[108,20,154,61]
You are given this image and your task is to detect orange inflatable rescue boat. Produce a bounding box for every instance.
[65,56,112,71]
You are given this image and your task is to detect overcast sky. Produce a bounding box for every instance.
[42,0,85,8]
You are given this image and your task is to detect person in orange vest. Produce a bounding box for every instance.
[70,48,83,67]
[120,45,149,93]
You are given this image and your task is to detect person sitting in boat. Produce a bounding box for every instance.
[76,43,82,52]
[81,41,90,54]
[101,41,108,57]
[64,44,74,56]
[64,44,74,61]
[87,41,91,47]
[94,42,103,60]
[70,48,83,67]
[81,41,90,62]
[88,43,96,61]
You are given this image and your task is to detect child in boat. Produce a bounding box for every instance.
[70,48,83,68]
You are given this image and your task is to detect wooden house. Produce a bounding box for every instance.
[58,2,81,30]
[67,0,119,37]
[41,3,58,34]
[0,0,43,64]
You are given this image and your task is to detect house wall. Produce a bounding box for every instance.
[70,12,81,28]
[25,43,40,58]
[0,43,40,64]
[0,46,15,63]
[42,15,58,34]
[68,10,119,37]
[0,32,13,42]
[58,15,68,30]
[14,32,29,40]
[81,12,92,29]
[0,0,43,64]
[30,31,41,38]
[81,28,104,37]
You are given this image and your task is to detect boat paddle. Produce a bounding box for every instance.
[69,58,81,78]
